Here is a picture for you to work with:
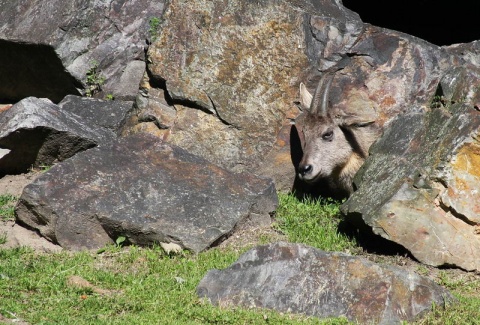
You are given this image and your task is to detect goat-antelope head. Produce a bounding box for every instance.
[295,71,377,196]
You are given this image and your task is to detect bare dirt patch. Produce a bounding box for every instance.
[0,171,62,253]
[0,171,40,197]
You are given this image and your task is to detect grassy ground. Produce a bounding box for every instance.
[0,193,479,324]
[0,194,16,222]
[0,194,17,245]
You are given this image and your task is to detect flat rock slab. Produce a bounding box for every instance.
[15,133,278,252]
[342,103,480,271]
[0,97,115,176]
[197,242,454,324]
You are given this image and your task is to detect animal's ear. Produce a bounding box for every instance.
[338,114,375,128]
[299,82,313,110]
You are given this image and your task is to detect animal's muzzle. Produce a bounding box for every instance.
[298,164,313,178]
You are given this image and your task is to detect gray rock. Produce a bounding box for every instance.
[0,0,165,102]
[58,95,134,135]
[197,242,454,324]
[444,40,480,69]
[0,97,115,176]
[342,101,480,271]
[15,133,278,252]
[112,60,147,101]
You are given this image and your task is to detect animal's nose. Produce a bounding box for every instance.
[298,164,312,176]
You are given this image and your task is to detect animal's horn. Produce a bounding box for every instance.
[310,72,335,116]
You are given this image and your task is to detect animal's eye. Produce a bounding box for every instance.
[322,130,334,141]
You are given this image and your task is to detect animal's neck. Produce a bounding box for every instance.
[334,152,364,194]
[339,126,370,159]
[343,153,364,175]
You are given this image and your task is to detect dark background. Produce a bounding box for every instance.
[342,0,480,46]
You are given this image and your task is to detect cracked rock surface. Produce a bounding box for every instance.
[342,102,480,271]
[198,242,454,324]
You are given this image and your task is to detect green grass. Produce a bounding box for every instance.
[274,193,359,253]
[0,246,345,324]
[0,192,479,324]
[0,193,352,324]
[417,295,480,325]
[148,17,162,42]
[0,194,16,221]
[413,273,480,325]
[85,61,106,97]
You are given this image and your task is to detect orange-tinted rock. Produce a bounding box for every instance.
[343,100,480,271]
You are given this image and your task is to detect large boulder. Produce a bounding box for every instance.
[342,74,480,272]
[15,133,278,252]
[0,0,165,102]
[197,242,454,324]
[291,27,462,197]
[0,97,115,176]
[305,27,452,128]
[135,0,362,189]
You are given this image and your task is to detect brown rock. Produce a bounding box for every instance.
[144,0,315,180]
[15,133,278,252]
